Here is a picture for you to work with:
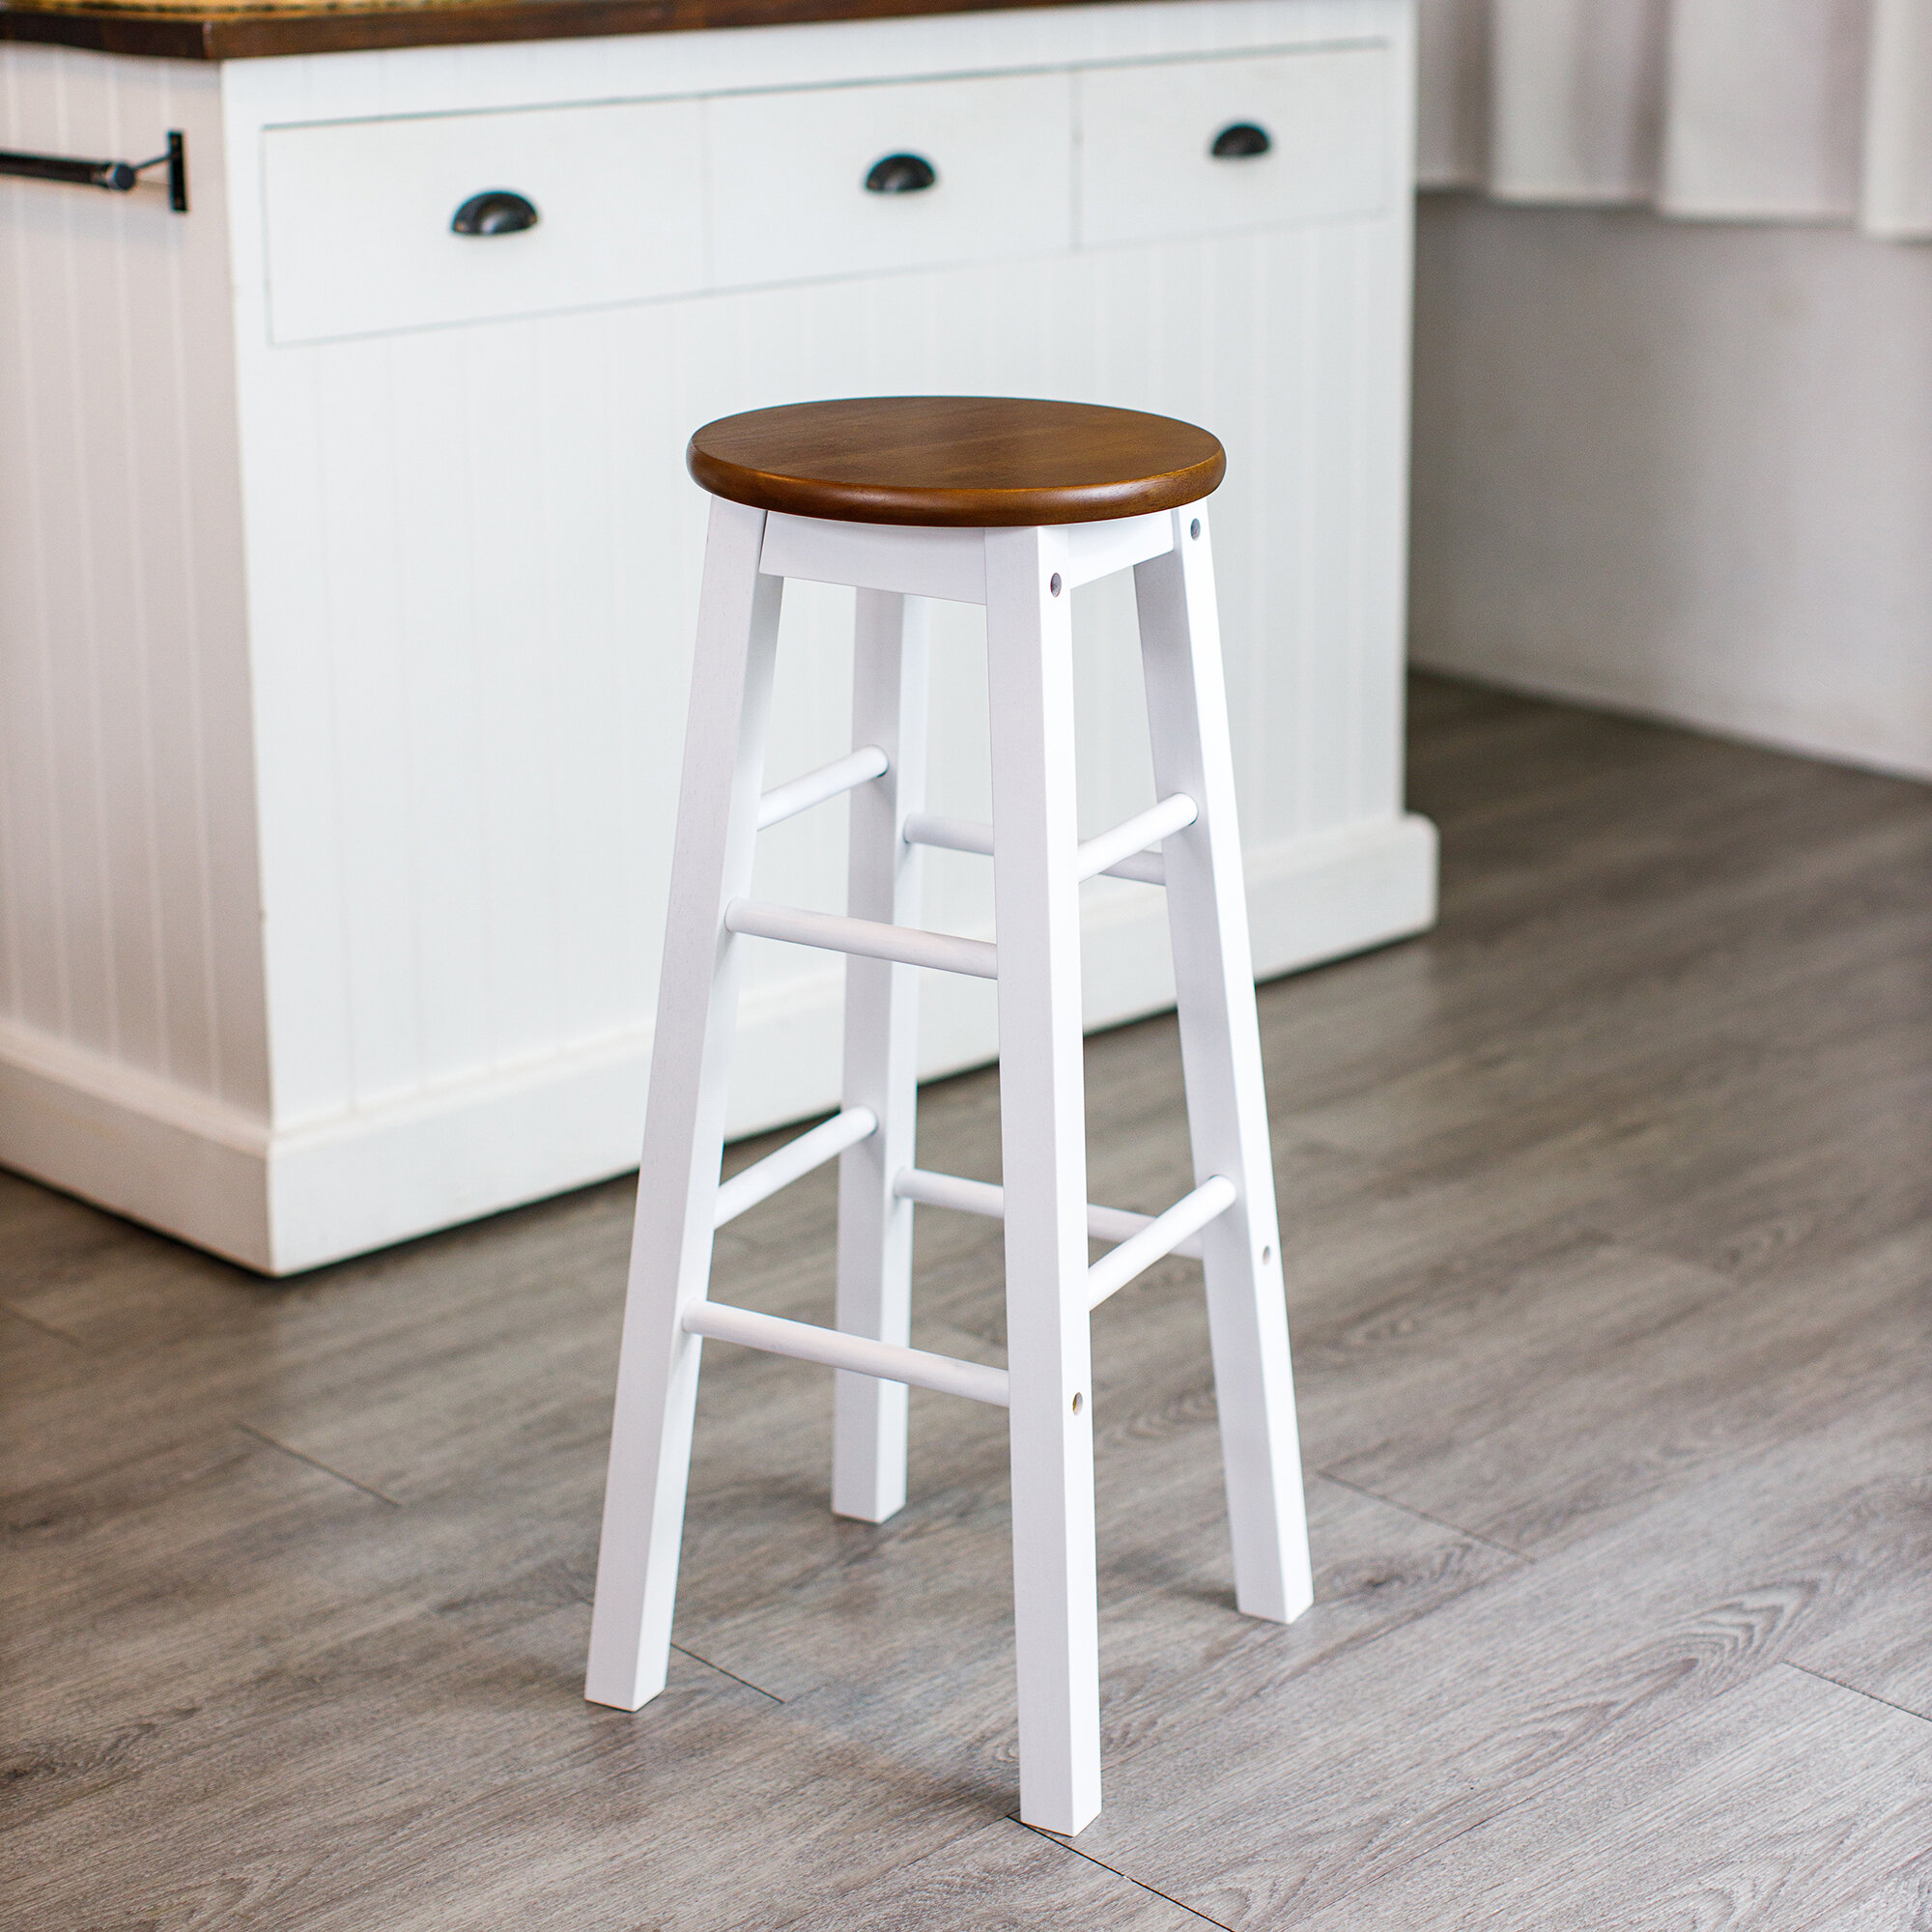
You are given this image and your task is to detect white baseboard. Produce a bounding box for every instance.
[0,814,1436,1275]
[0,1020,273,1267]
[1410,647,1932,787]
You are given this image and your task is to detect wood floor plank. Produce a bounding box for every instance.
[1062,1384,1932,1926]
[3,1428,588,1813]
[767,1816,1213,1930]
[1282,1662,1932,1931]
[1310,1223,1932,1557]
[4,1606,1005,1931]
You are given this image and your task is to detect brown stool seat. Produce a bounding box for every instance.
[686,396,1225,529]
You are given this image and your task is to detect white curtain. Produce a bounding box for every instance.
[1417,0,1932,240]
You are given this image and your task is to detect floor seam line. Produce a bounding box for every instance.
[1315,1469,1532,1562]
[765,1816,1012,1930]
[668,1641,786,1703]
[1783,1660,1932,1729]
[1010,1817,1235,1928]
[0,1299,93,1350]
[232,1423,405,1507]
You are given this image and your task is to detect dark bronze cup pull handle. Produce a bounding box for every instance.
[865,153,938,194]
[452,189,539,236]
[1210,123,1272,159]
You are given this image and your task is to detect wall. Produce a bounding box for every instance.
[1408,191,1932,781]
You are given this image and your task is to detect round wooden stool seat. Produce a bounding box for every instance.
[686,395,1225,529]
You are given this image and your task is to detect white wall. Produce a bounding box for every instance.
[1408,191,1932,781]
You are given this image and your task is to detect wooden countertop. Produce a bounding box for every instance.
[0,0,1097,59]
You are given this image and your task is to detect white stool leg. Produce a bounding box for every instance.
[984,525,1103,1836]
[833,590,930,1522]
[585,497,783,1711]
[1133,504,1315,1627]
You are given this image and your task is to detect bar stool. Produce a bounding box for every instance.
[584,397,1313,1835]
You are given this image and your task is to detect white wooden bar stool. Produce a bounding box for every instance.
[584,396,1313,1835]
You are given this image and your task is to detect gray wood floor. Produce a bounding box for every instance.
[6,672,1932,1930]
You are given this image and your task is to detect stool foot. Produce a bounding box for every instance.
[1136,507,1314,1626]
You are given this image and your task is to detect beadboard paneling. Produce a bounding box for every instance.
[230,222,1413,1134]
[0,45,270,1114]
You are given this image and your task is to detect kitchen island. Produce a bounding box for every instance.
[0,0,1431,1271]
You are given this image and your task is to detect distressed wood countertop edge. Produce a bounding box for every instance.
[0,0,1153,61]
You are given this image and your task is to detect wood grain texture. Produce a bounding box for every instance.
[0,0,1132,61]
[6,672,1932,1925]
[687,397,1225,527]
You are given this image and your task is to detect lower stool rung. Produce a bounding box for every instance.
[893,1166,1210,1260]
[1084,1176,1236,1310]
[714,1106,877,1229]
[756,744,889,831]
[901,811,1173,887]
[683,1300,1010,1406]
[1076,792,1198,883]
[725,897,998,979]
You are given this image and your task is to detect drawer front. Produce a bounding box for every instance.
[264,99,706,345]
[1078,44,1392,250]
[707,72,1074,290]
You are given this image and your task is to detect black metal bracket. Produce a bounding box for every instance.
[0,129,187,213]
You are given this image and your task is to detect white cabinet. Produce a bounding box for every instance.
[265,69,1077,344]
[708,71,1075,286]
[264,99,708,343]
[1078,45,1395,247]
[0,0,1432,1273]
[261,43,1397,340]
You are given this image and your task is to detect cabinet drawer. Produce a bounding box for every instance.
[1078,44,1391,249]
[707,72,1073,290]
[264,99,706,345]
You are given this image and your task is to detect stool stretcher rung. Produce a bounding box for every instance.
[900,810,1173,887]
[893,1166,1208,1261]
[724,897,998,979]
[1085,1176,1237,1311]
[713,1106,877,1230]
[683,1300,1010,1406]
[756,745,889,832]
[1077,793,1197,883]
[899,812,992,861]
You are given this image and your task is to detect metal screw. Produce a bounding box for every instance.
[1190,519,1201,540]
[1050,573,1063,596]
